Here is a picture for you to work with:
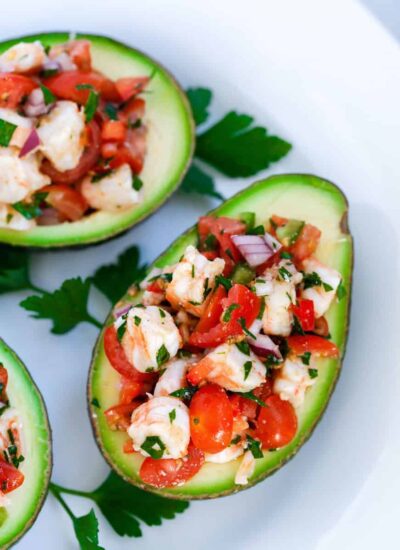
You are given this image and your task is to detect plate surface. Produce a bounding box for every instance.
[0,0,399,549]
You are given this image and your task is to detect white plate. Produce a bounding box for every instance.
[1,0,400,548]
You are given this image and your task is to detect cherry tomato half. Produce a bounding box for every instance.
[0,74,37,108]
[288,335,339,358]
[0,460,24,494]
[42,184,88,221]
[255,394,298,449]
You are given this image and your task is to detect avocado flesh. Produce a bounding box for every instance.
[0,339,52,547]
[0,32,194,248]
[88,174,353,499]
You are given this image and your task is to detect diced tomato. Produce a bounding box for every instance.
[146,280,163,294]
[255,394,298,449]
[195,286,227,333]
[100,141,118,159]
[314,316,330,337]
[0,365,8,401]
[115,77,149,102]
[229,394,258,420]
[104,403,140,431]
[288,335,339,358]
[0,460,24,494]
[42,184,88,221]
[270,215,288,229]
[253,378,274,404]
[123,439,135,454]
[101,120,127,142]
[121,97,145,125]
[107,127,146,173]
[119,377,144,404]
[139,443,204,488]
[202,250,218,261]
[68,40,92,72]
[43,70,120,103]
[189,384,233,453]
[0,74,37,108]
[291,299,315,332]
[290,223,321,262]
[40,120,101,184]
[189,284,260,348]
[103,325,156,382]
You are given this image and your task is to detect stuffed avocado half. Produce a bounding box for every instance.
[0,32,194,248]
[88,174,353,499]
[0,339,52,547]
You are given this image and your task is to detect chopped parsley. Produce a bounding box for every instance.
[91,398,100,408]
[116,320,127,342]
[222,303,239,322]
[225,248,234,260]
[241,391,267,407]
[235,341,250,356]
[170,386,198,401]
[156,345,170,368]
[169,409,176,423]
[322,282,334,292]
[203,233,218,251]
[243,361,252,380]
[247,225,265,235]
[280,251,292,259]
[246,435,263,459]
[104,103,119,120]
[308,368,318,379]
[141,436,166,459]
[257,298,266,320]
[83,90,99,122]
[278,266,292,282]
[132,175,143,191]
[159,308,166,319]
[231,435,242,445]
[215,274,232,291]
[0,119,17,147]
[13,192,48,220]
[337,280,347,301]
[91,170,113,183]
[299,351,311,365]
[39,83,56,105]
[203,278,211,300]
[303,271,322,289]
[134,315,141,326]
[238,317,256,339]
[292,315,305,335]
[191,265,195,278]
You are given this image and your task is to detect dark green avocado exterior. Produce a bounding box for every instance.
[88,174,353,499]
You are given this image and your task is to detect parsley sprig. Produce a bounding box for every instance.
[49,471,189,548]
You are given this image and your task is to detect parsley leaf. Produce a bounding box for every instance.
[308,368,318,379]
[240,391,267,407]
[156,344,170,368]
[73,509,105,550]
[170,386,198,401]
[0,246,33,294]
[246,434,263,459]
[84,90,99,122]
[39,84,56,105]
[300,351,311,365]
[104,103,119,120]
[186,87,212,125]
[92,246,147,304]
[196,111,291,177]
[92,471,189,537]
[337,280,347,301]
[181,164,223,200]
[20,277,101,334]
[243,361,252,380]
[141,436,166,459]
[13,192,48,220]
[0,119,17,146]
[215,274,233,291]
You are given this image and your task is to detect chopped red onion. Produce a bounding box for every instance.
[264,232,282,253]
[19,128,40,158]
[53,52,76,71]
[24,88,50,117]
[113,304,132,319]
[231,234,276,267]
[42,59,60,73]
[250,334,282,360]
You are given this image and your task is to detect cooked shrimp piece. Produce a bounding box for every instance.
[0,203,36,230]
[154,356,196,397]
[235,450,256,485]
[0,41,46,73]
[273,355,316,408]
[302,257,342,317]
[165,245,224,317]
[120,305,182,373]
[262,259,302,336]
[187,342,266,392]
[81,163,141,212]
[0,408,23,454]
[128,396,190,459]
[38,100,85,171]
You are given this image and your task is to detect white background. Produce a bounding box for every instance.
[0,1,399,549]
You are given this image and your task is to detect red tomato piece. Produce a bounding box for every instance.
[115,77,149,102]
[103,325,156,382]
[291,299,315,332]
[42,184,88,221]
[255,394,298,449]
[229,394,258,420]
[107,128,146,173]
[139,443,205,488]
[68,40,92,72]
[121,97,145,124]
[104,403,140,431]
[123,439,135,454]
[40,120,101,185]
[0,460,24,494]
[43,70,120,103]
[288,335,339,358]
[314,316,330,337]
[189,384,233,453]
[0,74,37,108]
[195,286,227,333]
[101,120,127,142]
[119,377,145,405]
[290,223,321,262]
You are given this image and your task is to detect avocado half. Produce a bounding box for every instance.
[0,339,52,546]
[0,32,194,248]
[88,174,353,499]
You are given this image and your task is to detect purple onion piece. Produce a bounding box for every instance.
[113,304,132,320]
[19,129,40,158]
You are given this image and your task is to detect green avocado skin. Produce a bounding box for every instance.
[0,339,52,547]
[0,32,194,249]
[88,173,353,500]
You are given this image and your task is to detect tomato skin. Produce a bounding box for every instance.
[189,284,260,348]
[195,286,227,333]
[115,77,149,102]
[104,403,140,431]
[255,394,298,449]
[121,97,145,124]
[0,365,8,400]
[103,325,156,382]
[43,70,120,103]
[229,394,258,420]
[291,299,315,332]
[42,184,88,221]
[139,443,205,488]
[288,335,339,358]
[290,223,321,262]
[119,377,145,404]
[101,120,127,142]
[0,460,24,494]
[189,384,233,453]
[68,40,92,72]
[314,316,330,337]
[40,120,101,185]
[0,74,37,108]
[107,128,145,173]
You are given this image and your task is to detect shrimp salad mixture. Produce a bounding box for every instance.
[102,213,345,489]
[0,38,149,230]
[0,364,25,508]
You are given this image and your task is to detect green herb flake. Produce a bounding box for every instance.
[280,251,292,259]
[104,103,119,120]
[132,175,143,191]
[322,282,334,292]
[238,317,256,340]
[156,344,170,368]
[303,271,322,289]
[215,274,233,291]
[308,368,318,379]
[241,391,267,407]
[248,225,265,235]
[39,83,56,105]
[278,266,292,282]
[246,435,263,459]
[257,298,266,320]
[141,436,166,459]
[191,265,195,278]
[222,303,240,322]
[13,192,48,220]
[300,351,311,365]
[230,435,242,445]
[170,386,198,401]
[117,321,126,342]
[337,280,347,301]
[91,398,101,408]
[134,315,141,326]
[0,119,17,147]
[169,409,176,424]
[292,315,305,335]
[203,233,218,251]
[235,341,250,356]
[91,170,113,183]
[84,90,99,122]
[159,308,166,319]
[243,361,252,380]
